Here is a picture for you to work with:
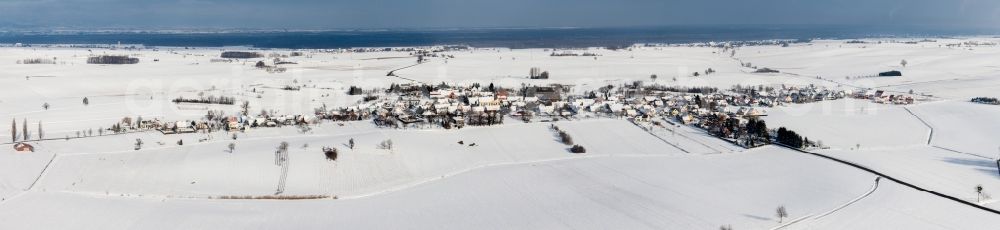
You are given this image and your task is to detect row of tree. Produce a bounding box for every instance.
[644,85,720,94]
[743,119,770,147]
[221,51,263,59]
[87,55,139,64]
[10,118,43,143]
[465,112,505,126]
[972,97,999,105]
[172,96,236,105]
[17,58,56,64]
[551,125,585,153]
[775,127,805,148]
[347,86,368,95]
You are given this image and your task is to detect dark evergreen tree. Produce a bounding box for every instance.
[776,127,804,148]
[22,118,28,141]
[10,118,16,143]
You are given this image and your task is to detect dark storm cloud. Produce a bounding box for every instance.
[0,0,998,29]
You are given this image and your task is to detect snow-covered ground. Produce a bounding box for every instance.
[908,101,1000,157]
[820,146,1000,209]
[3,38,1000,229]
[31,119,688,198]
[6,146,998,230]
[738,39,1000,100]
[763,98,930,150]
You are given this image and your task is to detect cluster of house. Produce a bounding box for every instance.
[860,90,916,105]
[154,115,321,134]
[312,83,774,132]
[132,81,915,141]
[319,84,523,128]
[308,82,919,137]
[96,114,316,136]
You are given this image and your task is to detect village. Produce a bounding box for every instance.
[5,44,925,155]
[46,74,918,154]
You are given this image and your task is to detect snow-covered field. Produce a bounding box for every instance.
[908,101,1000,156]
[763,98,930,149]
[3,37,1000,229]
[738,39,1000,100]
[5,146,998,230]
[820,146,1000,209]
[31,120,689,198]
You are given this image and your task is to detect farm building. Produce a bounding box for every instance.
[13,143,34,152]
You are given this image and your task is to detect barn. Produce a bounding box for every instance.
[13,143,34,152]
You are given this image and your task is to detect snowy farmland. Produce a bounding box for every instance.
[2,38,1000,229]
[4,146,997,230]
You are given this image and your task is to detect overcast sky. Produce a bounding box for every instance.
[1,0,999,29]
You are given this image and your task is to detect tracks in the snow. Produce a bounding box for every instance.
[777,143,1000,216]
[812,177,881,220]
[770,177,880,230]
[904,106,994,159]
[903,107,934,145]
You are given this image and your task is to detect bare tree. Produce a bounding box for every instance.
[276,142,289,163]
[240,101,250,116]
[901,59,908,67]
[323,147,338,161]
[378,139,393,150]
[274,141,290,194]
[776,206,788,223]
[558,131,574,145]
[134,139,143,151]
[977,184,985,202]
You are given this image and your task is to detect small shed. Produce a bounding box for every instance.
[14,143,34,152]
